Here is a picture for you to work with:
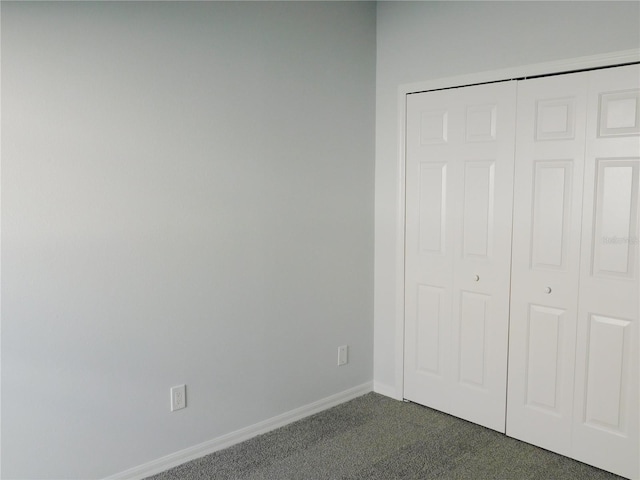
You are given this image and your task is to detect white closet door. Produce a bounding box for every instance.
[404,87,456,416]
[507,72,589,455]
[572,64,639,480]
[508,64,639,479]
[404,82,517,432]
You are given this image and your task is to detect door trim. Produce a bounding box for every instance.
[393,48,640,401]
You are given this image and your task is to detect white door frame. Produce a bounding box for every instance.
[393,48,640,401]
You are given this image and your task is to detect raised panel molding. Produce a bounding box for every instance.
[583,315,632,434]
[458,291,490,389]
[419,162,447,254]
[591,159,639,279]
[536,97,576,141]
[421,110,448,144]
[462,161,495,258]
[416,284,445,376]
[466,104,497,142]
[526,305,565,414]
[530,160,573,270]
[599,90,640,137]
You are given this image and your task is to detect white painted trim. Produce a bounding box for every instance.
[103,382,373,480]
[394,88,407,402]
[373,381,397,399]
[0,11,3,476]
[393,48,640,403]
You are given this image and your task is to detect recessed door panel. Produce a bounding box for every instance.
[531,161,573,270]
[591,159,639,278]
[526,304,565,413]
[419,163,447,254]
[536,98,576,141]
[466,104,497,142]
[421,110,449,144]
[599,90,640,137]
[458,291,489,388]
[583,314,631,433]
[462,161,494,259]
[416,284,445,376]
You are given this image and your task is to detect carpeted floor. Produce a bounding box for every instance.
[147,392,624,480]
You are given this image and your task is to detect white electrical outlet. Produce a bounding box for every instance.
[170,384,186,411]
[338,345,348,366]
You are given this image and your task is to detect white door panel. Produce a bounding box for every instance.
[507,72,589,456]
[405,81,517,432]
[572,64,639,480]
[451,86,516,431]
[404,91,455,412]
[405,64,638,479]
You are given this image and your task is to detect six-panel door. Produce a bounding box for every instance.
[507,71,589,457]
[572,64,639,480]
[507,64,639,480]
[404,81,517,432]
[405,64,639,479]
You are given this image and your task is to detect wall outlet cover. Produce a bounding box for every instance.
[338,345,348,366]
[170,385,186,411]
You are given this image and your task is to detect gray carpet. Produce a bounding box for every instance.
[147,392,624,480]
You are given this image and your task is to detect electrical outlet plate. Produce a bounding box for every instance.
[338,345,348,366]
[171,384,186,411]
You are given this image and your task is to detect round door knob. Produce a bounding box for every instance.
[474,275,480,281]
[545,287,552,294]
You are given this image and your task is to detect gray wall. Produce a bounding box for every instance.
[1,2,375,478]
[374,1,640,394]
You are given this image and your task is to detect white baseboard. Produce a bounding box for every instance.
[104,382,373,480]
